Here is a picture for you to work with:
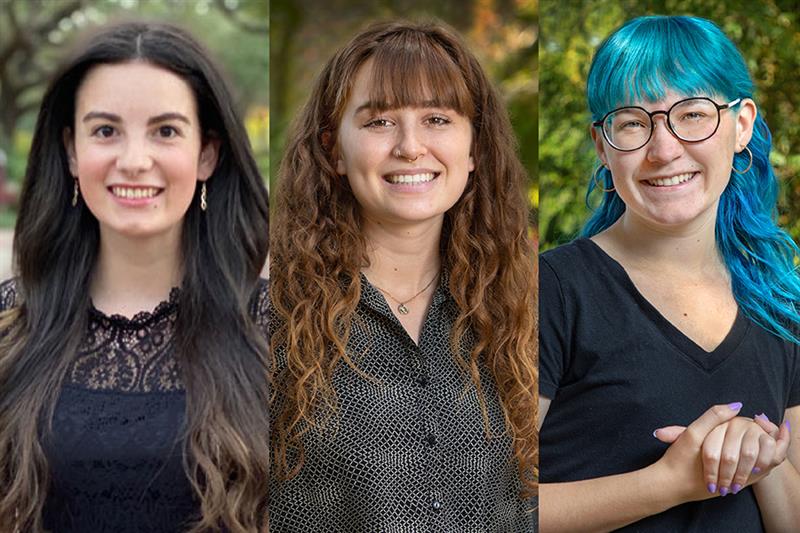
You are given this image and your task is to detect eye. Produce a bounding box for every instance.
[363,118,393,129]
[92,125,116,138]
[618,120,647,130]
[425,115,452,127]
[157,125,180,138]
[679,112,708,121]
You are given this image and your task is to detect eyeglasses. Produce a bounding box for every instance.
[592,97,741,152]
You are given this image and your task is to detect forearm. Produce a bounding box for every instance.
[539,464,679,533]
[753,460,800,532]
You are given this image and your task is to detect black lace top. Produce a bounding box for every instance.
[270,274,536,532]
[0,279,269,533]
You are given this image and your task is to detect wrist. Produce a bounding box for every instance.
[641,460,688,512]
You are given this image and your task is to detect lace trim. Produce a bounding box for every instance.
[88,287,180,329]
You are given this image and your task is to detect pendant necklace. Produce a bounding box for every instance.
[371,272,439,315]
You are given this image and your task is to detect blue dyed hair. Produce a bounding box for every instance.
[582,15,800,343]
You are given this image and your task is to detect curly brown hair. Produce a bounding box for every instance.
[270,20,538,495]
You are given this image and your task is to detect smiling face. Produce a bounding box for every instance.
[66,61,218,243]
[335,60,474,229]
[592,90,756,231]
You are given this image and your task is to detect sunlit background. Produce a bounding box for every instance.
[270,0,538,234]
[539,0,800,251]
[0,0,268,278]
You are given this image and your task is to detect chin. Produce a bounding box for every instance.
[101,221,178,241]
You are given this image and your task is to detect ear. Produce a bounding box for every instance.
[590,125,608,167]
[735,98,757,150]
[63,128,78,177]
[197,138,220,182]
[468,154,475,172]
[336,156,346,176]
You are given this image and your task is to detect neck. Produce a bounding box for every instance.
[91,227,183,317]
[361,216,442,295]
[601,208,724,274]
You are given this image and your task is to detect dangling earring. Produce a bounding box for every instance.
[731,146,753,174]
[71,179,79,207]
[200,182,207,211]
[592,164,615,193]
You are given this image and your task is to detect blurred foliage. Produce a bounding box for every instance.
[539,0,800,250]
[270,0,537,228]
[0,0,268,226]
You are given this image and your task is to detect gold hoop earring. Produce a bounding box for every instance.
[731,146,753,174]
[71,179,79,207]
[592,165,615,193]
[200,182,207,211]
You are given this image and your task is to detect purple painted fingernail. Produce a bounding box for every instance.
[707,483,716,494]
[728,402,743,411]
[719,486,729,497]
[785,420,791,431]
[752,467,761,474]
[731,483,742,494]
[755,413,769,422]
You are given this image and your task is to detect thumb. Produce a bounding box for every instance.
[774,419,791,462]
[753,413,780,438]
[653,425,686,443]
[680,402,743,446]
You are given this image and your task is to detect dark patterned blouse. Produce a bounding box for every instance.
[269,274,535,532]
[0,279,269,533]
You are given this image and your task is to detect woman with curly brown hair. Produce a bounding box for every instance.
[270,21,537,532]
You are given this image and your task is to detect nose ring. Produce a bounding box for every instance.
[393,148,420,163]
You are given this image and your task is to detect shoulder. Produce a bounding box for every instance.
[253,277,269,302]
[541,238,599,273]
[540,239,600,294]
[249,277,269,331]
[0,278,19,312]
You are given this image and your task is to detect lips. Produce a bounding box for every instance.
[109,186,163,199]
[645,172,696,187]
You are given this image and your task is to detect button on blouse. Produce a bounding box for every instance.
[270,274,534,532]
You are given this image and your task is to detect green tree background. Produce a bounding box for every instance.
[270,0,537,228]
[0,0,268,227]
[539,0,800,250]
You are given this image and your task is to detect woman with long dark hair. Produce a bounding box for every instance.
[0,22,269,532]
[270,21,537,532]
[539,15,799,532]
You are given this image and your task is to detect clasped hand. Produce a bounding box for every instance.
[651,403,791,502]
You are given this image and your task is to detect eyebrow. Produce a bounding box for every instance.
[81,111,192,126]
[353,100,443,115]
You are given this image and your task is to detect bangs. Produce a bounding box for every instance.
[588,16,752,119]
[363,30,474,117]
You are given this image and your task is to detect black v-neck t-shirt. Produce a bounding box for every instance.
[539,239,800,532]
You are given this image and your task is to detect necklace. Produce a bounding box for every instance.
[371,273,439,315]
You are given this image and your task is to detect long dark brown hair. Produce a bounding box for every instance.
[271,21,537,495]
[0,22,269,532]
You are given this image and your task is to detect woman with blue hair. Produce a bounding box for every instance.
[539,15,800,531]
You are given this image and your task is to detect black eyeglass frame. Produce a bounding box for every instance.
[592,97,742,152]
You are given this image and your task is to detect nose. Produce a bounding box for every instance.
[394,124,427,162]
[115,137,153,175]
[645,115,684,164]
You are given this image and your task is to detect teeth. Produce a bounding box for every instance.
[386,172,436,184]
[646,172,695,187]
[111,186,160,199]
